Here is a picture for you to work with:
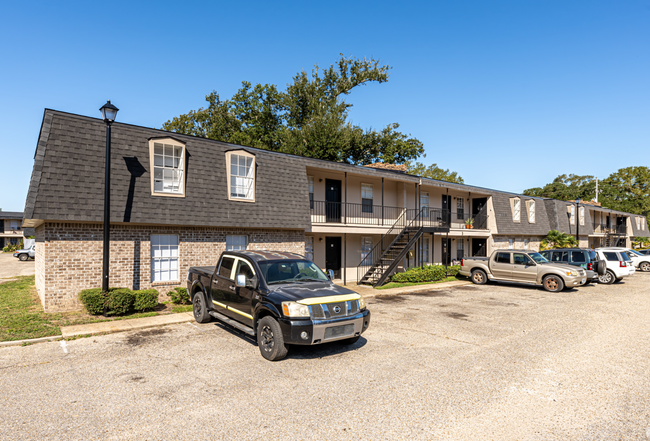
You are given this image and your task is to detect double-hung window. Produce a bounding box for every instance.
[457,197,465,220]
[579,206,585,226]
[227,151,255,201]
[226,235,248,251]
[528,200,535,223]
[151,235,179,282]
[512,198,521,222]
[361,184,373,213]
[308,176,314,210]
[456,239,464,260]
[150,138,186,197]
[570,205,576,225]
[420,192,429,218]
[10,220,18,230]
[361,236,373,265]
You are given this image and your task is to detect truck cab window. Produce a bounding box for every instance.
[235,259,255,280]
[513,253,531,265]
[219,257,235,279]
[495,252,510,264]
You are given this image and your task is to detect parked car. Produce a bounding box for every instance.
[187,250,370,361]
[598,247,650,272]
[593,248,633,284]
[13,245,35,261]
[638,249,650,256]
[538,248,606,282]
[460,249,587,293]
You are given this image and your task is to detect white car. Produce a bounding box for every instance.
[594,248,633,284]
[599,247,650,273]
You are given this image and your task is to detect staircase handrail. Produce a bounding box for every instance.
[356,209,406,282]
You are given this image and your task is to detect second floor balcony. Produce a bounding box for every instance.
[592,223,627,235]
[311,201,489,230]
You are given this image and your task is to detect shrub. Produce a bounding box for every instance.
[134,289,159,311]
[170,287,190,305]
[391,265,447,283]
[106,288,135,316]
[79,288,106,315]
[447,265,461,276]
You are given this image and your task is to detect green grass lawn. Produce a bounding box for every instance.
[0,276,190,342]
[376,276,466,290]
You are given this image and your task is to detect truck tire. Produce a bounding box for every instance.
[192,292,211,323]
[18,254,28,261]
[640,262,650,272]
[598,270,615,285]
[470,269,488,285]
[257,316,288,361]
[542,275,564,292]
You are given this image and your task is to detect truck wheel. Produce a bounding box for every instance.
[598,270,615,285]
[542,275,564,292]
[471,269,488,285]
[640,262,650,272]
[18,254,28,261]
[257,316,288,361]
[340,336,361,345]
[192,292,211,323]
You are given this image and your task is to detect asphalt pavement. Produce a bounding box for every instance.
[0,252,34,279]
[1,273,649,440]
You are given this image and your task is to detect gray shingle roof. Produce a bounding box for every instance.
[24,110,309,229]
[0,211,24,220]
[491,192,550,235]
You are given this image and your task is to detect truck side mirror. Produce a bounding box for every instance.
[327,270,335,281]
[236,274,246,287]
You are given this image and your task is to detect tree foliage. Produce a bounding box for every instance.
[523,167,650,217]
[540,230,577,251]
[406,161,464,184]
[162,55,424,165]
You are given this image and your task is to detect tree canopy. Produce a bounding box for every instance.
[406,161,464,184]
[523,167,650,217]
[162,55,424,165]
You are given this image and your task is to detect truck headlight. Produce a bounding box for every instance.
[358,296,366,310]
[282,302,310,318]
[566,270,578,276]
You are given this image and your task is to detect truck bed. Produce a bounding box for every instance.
[191,266,216,277]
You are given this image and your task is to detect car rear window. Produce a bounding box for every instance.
[551,251,568,263]
[603,252,619,261]
[588,250,597,260]
[621,253,632,261]
[495,252,510,264]
[571,251,586,263]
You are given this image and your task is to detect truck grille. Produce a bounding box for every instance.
[324,324,355,340]
[309,301,359,320]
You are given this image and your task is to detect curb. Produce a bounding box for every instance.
[60,312,195,338]
[0,335,63,348]
[351,280,472,298]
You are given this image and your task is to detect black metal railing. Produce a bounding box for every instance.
[406,208,451,228]
[356,210,409,282]
[311,201,403,226]
[592,223,627,235]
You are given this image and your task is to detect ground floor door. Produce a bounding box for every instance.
[325,237,342,279]
[472,238,487,257]
[441,237,451,265]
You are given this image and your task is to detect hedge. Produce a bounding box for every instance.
[79,287,159,316]
[170,287,190,305]
[390,265,461,283]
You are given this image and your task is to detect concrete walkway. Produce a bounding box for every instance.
[61,312,194,338]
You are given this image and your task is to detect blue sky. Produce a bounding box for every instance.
[1,0,648,211]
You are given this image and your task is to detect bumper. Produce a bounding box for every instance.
[279,309,371,345]
[565,275,587,286]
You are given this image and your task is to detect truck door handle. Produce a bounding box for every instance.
[229,286,236,291]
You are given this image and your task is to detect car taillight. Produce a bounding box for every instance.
[461,259,464,267]
[620,261,626,267]
[587,263,593,271]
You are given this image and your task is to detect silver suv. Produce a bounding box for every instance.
[13,245,35,261]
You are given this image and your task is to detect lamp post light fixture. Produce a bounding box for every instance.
[575,197,581,245]
[99,100,119,292]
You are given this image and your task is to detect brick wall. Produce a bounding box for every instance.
[37,222,305,312]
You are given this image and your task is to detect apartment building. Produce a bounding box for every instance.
[23,109,649,311]
[0,211,25,249]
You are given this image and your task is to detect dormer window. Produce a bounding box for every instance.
[511,198,521,222]
[226,150,255,202]
[149,137,186,197]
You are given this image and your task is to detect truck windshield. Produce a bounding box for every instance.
[528,252,549,264]
[259,260,330,284]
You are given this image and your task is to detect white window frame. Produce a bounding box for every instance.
[508,239,514,249]
[226,235,248,251]
[151,234,179,283]
[579,206,585,226]
[305,236,314,261]
[226,150,256,202]
[570,205,576,225]
[422,236,430,263]
[528,200,535,223]
[512,198,521,222]
[456,239,464,260]
[361,184,373,213]
[420,192,429,217]
[308,176,314,210]
[524,239,529,250]
[149,138,186,198]
[10,220,19,230]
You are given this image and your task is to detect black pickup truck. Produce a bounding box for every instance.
[187,250,370,361]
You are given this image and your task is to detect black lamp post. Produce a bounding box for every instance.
[100,100,119,292]
[575,197,581,245]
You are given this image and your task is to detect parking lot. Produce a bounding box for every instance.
[0,252,34,279]
[1,274,649,440]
